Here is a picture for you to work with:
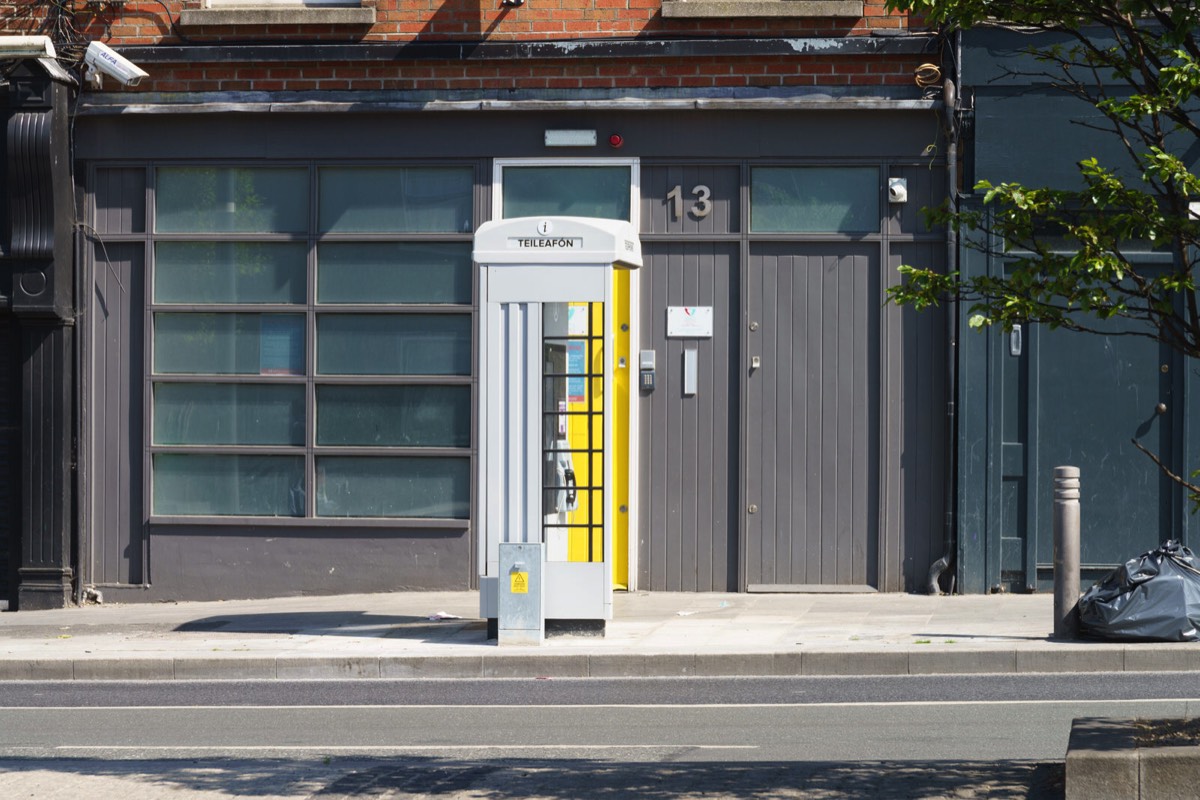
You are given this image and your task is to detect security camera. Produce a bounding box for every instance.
[84,41,148,87]
[888,177,908,204]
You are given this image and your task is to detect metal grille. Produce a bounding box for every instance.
[542,302,604,563]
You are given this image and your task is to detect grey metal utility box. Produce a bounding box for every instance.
[498,542,545,645]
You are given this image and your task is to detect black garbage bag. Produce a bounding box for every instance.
[1077,540,1200,642]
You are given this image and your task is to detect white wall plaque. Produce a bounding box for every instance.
[667,306,713,338]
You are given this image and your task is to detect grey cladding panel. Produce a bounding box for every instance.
[93,168,147,235]
[885,242,948,592]
[1034,320,1177,567]
[746,245,881,588]
[89,242,146,585]
[886,165,946,237]
[77,112,940,162]
[0,320,19,605]
[973,92,1128,189]
[641,165,740,235]
[638,243,738,592]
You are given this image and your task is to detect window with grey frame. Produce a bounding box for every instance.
[749,166,880,233]
[149,165,474,520]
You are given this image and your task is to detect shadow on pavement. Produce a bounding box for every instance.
[174,612,485,639]
[0,756,1066,799]
[911,633,1050,642]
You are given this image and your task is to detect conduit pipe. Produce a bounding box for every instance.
[926,28,962,595]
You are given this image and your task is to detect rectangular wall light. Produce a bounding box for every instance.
[545,130,598,147]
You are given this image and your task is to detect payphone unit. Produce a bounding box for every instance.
[474,217,642,644]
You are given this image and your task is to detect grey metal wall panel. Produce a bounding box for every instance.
[94,526,471,602]
[640,165,740,236]
[93,168,147,235]
[77,111,942,163]
[886,165,946,237]
[0,318,19,606]
[885,242,948,592]
[746,244,881,588]
[89,241,145,585]
[1032,319,1179,570]
[638,242,739,592]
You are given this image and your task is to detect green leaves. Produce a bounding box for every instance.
[885,0,1200,505]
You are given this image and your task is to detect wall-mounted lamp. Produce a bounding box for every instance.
[545,129,597,147]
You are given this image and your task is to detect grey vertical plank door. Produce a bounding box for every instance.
[88,168,147,586]
[638,242,739,591]
[746,244,881,590]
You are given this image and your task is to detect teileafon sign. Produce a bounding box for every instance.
[508,220,581,249]
[472,216,644,270]
[508,236,584,249]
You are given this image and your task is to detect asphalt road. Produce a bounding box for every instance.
[0,673,1195,797]
[2,671,1198,706]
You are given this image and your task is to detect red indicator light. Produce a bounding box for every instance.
[608,134,624,148]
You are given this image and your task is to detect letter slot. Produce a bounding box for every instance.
[683,349,698,396]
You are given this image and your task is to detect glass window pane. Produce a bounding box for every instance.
[153,383,305,445]
[155,242,307,304]
[317,242,471,304]
[319,167,473,233]
[750,167,880,233]
[502,166,631,221]
[156,168,308,233]
[317,385,469,447]
[154,313,304,375]
[153,454,304,516]
[316,456,469,518]
[317,314,469,375]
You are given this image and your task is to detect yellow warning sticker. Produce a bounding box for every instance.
[510,571,529,594]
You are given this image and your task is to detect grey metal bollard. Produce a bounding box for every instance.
[1053,466,1081,639]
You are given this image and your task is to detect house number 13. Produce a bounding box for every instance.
[667,184,712,220]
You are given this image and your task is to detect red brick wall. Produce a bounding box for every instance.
[5,0,925,93]
[140,54,921,93]
[72,0,910,43]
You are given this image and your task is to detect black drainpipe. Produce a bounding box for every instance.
[926,27,961,595]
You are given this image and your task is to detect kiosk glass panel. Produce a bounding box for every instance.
[542,301,605,563]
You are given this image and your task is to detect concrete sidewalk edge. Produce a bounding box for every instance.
[3,645,1200,680]
[1065,717,1200,800]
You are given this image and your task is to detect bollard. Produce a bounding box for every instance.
[1053,466,1081,639]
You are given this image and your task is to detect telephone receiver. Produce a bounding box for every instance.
[563,467,577,507]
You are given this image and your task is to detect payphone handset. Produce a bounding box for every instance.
[554,442,578,513]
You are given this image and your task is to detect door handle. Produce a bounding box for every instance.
[751,356,761,371]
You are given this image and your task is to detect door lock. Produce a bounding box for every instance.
[747,504,758,514]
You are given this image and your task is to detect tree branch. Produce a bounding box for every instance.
[1130,437,1200,495]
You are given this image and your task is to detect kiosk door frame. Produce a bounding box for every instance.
[481,266,612,621]
[475,216,642,625]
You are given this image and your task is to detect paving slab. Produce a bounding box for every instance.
[0,591,1198,679]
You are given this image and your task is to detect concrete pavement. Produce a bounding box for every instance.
[0,757,1067,799]
[2,590,1199,679]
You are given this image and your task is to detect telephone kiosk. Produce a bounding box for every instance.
[474,217,642,645]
